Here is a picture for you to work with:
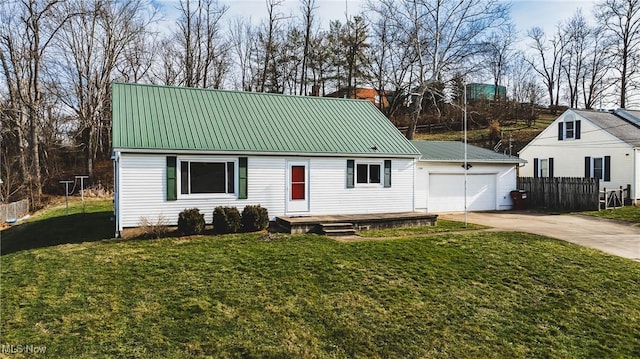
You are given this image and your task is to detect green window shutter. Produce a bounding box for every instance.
[384,160,392,188]
[238,157,248,199]
[604,156,611,182]
[166,156,177,201]
[346,160,354,188]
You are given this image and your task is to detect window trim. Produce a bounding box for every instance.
[558,119,581,141]
[585,155,611,182]
[355,161,383,187]
[177,157,238,199]
[534,157,554,178]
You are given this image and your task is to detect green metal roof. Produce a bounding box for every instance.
[112,83,419,157]
[411,141,526,163]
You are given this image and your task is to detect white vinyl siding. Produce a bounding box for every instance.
[520,110,635,198]
[307,158,414,216]
[116,154,415,230]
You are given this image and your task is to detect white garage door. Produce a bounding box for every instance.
[428,174,496,212]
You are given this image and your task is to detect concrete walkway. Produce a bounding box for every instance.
[439,211,640,261]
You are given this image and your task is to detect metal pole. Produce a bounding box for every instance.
[76,175,89,213]
[60,180,73,216]
[464,82,468,227]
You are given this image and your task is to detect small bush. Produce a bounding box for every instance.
[241,205,269,232]
[488,120,500,140]
[137,215,169,239]
[178,208,205,235]
[213,206,241,234]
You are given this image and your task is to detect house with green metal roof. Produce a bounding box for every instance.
[112,83,421,236]
[412,141,525,212]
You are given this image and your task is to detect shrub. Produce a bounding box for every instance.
[178,208,205,235]
[137,215,169,239]
[488,120,500,140]
[241,205,269,232]
[213,206,241,234]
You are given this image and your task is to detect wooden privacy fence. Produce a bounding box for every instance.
[0,199,30,223]
[517,177,599,211]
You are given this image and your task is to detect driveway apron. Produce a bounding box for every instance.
[439,212,640,261]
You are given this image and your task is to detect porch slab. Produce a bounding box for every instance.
[276,212,438,235]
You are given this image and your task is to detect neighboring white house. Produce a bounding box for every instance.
[112,83,421,236]
[519,109,640,204]
[412,141,525,212]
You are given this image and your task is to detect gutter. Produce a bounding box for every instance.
[111,147,422,159]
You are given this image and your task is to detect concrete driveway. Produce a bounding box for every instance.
[439,211,640,261]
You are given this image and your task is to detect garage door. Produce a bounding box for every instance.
[428,174,496,212]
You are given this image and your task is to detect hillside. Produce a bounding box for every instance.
[413,115,556,155]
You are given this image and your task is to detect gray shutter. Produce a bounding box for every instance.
[346,160,354,188]
[558,122,564,140]
[384,160,392,188]
[584,157,591,178]
[533,158,539,178]
[238,157,248,199]
[575,120,581,139]
[548,158,554,178]
[604,156,611,181]
[166,156,177,201]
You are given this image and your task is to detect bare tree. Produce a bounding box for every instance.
[298,0,317,95]
[581,24,613,109]
[374,0,509,139]
[175,0,230,88]
[259,0,285,92]
[229,16,258,91]
[0,0,74,202]
[506,51,543,105]
[527,26,566,113]
[595,0,640,108]
[54,0,157,177]
[561,10,590,108]
[483,24,516,101]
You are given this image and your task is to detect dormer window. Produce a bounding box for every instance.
[558,115,581,141]
[565,121,575,138]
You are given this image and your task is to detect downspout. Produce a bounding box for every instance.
[635,147,638,205]
[112,150,121,238]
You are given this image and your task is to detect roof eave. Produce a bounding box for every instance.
[112,147,421,159]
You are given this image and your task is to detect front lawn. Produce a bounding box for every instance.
[582,205,640,224]
[2,208,639,357]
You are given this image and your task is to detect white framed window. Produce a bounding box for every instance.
[592,157,604,180]
[534,157,554,178]
[356,163,382,185]
[585,156,610,182]
[178,158,236,197]
[540,159,549,177]
[558,116,581,140]
[565,121,575,139]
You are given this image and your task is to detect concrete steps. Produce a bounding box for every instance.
[320,223,356,237]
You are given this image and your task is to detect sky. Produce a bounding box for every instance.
[214,0,597,37]
[157,0,598,39]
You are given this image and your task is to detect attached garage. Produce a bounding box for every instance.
[428,173,496,212]
[412,141,526,213]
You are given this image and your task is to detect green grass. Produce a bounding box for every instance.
[581,206,640,224]
[1,198,114,254]
[360,220,487,237]
[2,199,640,358]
